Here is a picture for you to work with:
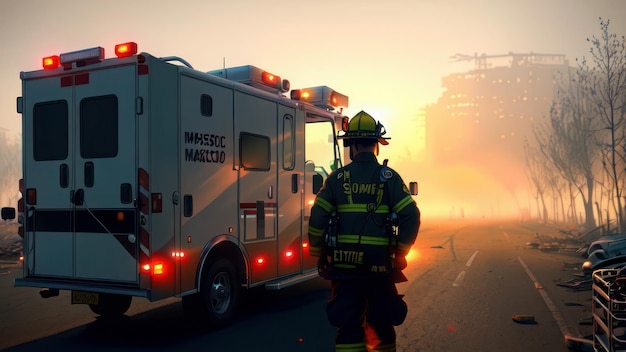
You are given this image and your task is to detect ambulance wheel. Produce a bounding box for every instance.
[200,258,240,327]
[88,293,132,317]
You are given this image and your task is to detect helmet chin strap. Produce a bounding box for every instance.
[349,144,357,160]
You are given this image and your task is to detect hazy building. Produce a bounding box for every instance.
[425,53,570,179]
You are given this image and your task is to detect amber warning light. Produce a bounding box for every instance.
[291,86,349,110]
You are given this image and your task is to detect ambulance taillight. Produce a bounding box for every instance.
[142,262,165,275]
[26,188,37,205]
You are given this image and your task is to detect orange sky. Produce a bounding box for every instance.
[1,0,625,218]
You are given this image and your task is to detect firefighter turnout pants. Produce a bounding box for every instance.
[326,278,407,352]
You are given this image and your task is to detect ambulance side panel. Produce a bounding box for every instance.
[178,72,237,294]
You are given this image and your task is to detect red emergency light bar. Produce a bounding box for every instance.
[60,46,105,68]
[291,86,349,110]
[41,42,138,70]
[208,65,290,93]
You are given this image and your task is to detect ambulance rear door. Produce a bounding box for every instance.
[22,64,139,283]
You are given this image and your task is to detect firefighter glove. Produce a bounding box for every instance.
[318,255,332,279]
[395,256,407,271]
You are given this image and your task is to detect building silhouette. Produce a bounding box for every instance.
[425,53,571,182]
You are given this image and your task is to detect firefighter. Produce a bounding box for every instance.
[308,110,420,352]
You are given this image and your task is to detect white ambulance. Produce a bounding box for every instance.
[1,42,348,327]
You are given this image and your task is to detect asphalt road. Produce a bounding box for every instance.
[0,219,594,351]
[396,219,592,351]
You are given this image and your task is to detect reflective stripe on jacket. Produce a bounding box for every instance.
[308,152,419,278]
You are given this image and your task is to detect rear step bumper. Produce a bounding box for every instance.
[15,277,148,298]
[264,269,319,290]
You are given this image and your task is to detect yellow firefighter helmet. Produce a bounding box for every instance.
[338,110,390,145]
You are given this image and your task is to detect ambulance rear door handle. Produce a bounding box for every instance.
[120,183,132,204]
[256,201,265,238]
[84,162,94,188]
[72,188,84,206]
[291,174,298,193]
[60,164,69,188]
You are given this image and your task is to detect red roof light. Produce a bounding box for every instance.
[42,55,60,70]
[261,71,279,88]
[115,42,138,58]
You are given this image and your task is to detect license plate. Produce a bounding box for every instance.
[72,291,99,305]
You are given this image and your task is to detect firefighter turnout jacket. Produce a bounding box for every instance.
[308,152,420,279]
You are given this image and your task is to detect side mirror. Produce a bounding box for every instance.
[312,174,323,194]
[1,207,16,220]
[409,182,418,196]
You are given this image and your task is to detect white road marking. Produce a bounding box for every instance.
[453,251,479,287]
[453,271,466,287]
[466,250,479,267]
[517,256,572,336]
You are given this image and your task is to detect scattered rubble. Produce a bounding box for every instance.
[0,223,22,262]
[0,239,23,259]
[564,335,593,352]
[556,276,593,291]
[512,314,536,324]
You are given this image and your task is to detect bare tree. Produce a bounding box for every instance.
[530,105,584,227]
[582,18,626,231]
[523,138,550,222]
[546,66,601,230]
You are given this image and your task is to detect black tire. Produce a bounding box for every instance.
[200,258,240,328]
[88,293,132,317]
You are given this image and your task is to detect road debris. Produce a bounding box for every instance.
[512,315,536,324]
[539,242,560,252]
[564,335,593,351]
[556,277,593,291]
[525,242,540,249]
[562,261,582,271]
